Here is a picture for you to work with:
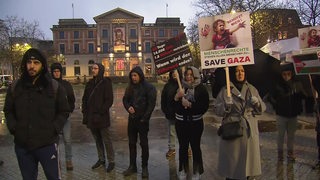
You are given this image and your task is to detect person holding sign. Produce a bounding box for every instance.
[215,65,265,180]
[174,66,209,180]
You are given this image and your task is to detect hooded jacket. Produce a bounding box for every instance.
[122,66,157,122]
[82,63,113,128]
[161,69,182,120]
[50,62,75,112]
[271,72,306,117]
[3,48,70,150]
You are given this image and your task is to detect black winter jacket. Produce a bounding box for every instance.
[3,78,70,150]
[271,79,306,118]
[161,71,179,120]
[122,66,157,123]
[82,63,113,129]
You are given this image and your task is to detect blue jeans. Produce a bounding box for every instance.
[168,119,176,150]
[15,143,61,180]
[276,115,297,152]
[62,119,72,161]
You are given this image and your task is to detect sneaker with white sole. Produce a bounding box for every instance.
[178,170,187,180]
[192,172,201,180]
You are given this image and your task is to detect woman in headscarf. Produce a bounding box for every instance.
[215,65,266,180]
[174,66,209,180]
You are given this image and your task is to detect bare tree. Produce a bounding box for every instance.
[295,0,320,26]
[0,16,45,78]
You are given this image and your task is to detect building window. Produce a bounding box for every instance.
[130,42,137,53]
[159,29,165,37]
[102,29,108,38]
[74,44,80,54]
[145,29,150,36]
[172,29,179,37]
[130,29,137,38]
[278,31,282,40]
[103,43,109,53]
[74,31,79,39]
[145,65,152,75]
[88,60,95,75]
[74,60,80,76]
[88,31,94,38]
[288,17,292,24]
[62,61,66,76]
[88,43,94,53]
[59,31,65,39]
[59,44,65,54]
[145,42,151,53]
[283,31,288,39]
[145,58,152,63]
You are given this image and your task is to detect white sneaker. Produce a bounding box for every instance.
[192,172,201,180]
[178,170,186,180]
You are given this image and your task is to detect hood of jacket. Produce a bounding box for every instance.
[50,62,63,80]
[93,63,105,83]
[20,48,51,87]
[129,66,145,84]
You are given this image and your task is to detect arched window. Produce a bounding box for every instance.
[74,60,80,76]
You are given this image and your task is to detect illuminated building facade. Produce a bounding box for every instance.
[51,7,185,79]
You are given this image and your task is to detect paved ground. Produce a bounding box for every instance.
[0,84,320,180]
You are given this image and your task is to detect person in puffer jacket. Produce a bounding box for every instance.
[4,48,70,180]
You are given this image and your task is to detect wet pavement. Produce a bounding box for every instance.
[0,83,320,180]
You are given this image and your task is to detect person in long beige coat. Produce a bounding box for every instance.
[215,65,266,180]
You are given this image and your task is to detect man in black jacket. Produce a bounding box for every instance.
[270,63,307,162]
[4,48,70,180]
[82,63,115,172]
[122,66,157,178]
[51,62,75,171]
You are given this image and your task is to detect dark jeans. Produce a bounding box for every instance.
[127,117,149,167]
[175,119,204,174]
[15,143,60,180]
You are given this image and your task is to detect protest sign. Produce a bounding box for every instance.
[292,53,320,75]
[151,33,192,75]
[198,11,254,69]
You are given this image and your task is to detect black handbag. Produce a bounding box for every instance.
[217,115,243,140]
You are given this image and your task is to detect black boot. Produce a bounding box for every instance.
[123,165,137,176]
[142,166,149,178]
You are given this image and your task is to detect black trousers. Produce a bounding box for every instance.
[127,117,149,167]
[175,119,204,174]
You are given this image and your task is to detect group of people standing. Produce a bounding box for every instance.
[3,47,319,180]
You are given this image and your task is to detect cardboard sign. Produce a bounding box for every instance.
[198,11,254,69]
[151,33,193,75]
[292,53,320,74]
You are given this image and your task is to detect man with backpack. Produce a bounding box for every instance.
[3,48,70,180]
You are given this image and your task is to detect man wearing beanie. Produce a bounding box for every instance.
[51,62,75,171]
[122,66,157,178]
[82,63,115,172]
[3,48,70,180]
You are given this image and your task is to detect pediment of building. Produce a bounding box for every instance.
[94,7,143,22]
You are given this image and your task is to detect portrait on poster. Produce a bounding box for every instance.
[298,25,320,48]
[113,27,125,51]
[198,11,254,69]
